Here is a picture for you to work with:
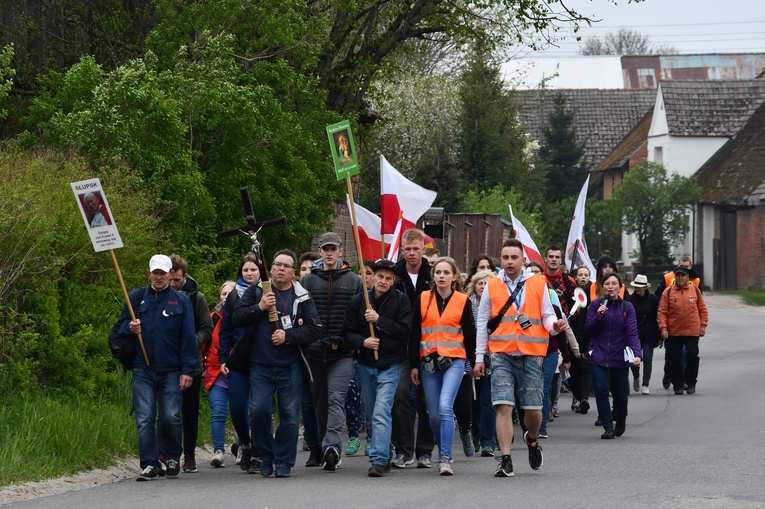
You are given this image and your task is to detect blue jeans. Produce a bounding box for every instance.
[591,364,629,430]
[540,351,558,434]
[421,358,466,461]
[356,361,402,467]
[132,368,183,469]
[471,374,497,447]
[249,362,302,469]
[208,382,228,452]
[229,370,251,446]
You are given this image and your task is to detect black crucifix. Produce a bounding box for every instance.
[218,187,287,329]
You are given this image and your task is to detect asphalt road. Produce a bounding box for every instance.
[14,304,765,509]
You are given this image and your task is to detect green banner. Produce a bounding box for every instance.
[326,120,360,180]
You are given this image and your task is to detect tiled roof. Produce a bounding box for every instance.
[594,110,652,172]
[694,100,765,206]
[660,79,765,137]
[516,89,655,166]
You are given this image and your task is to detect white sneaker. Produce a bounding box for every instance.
[236,446,243,465]
[641,386,650,395]
[438,461,453,476]
[210,450,225,467]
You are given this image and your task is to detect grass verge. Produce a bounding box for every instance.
[0,372,212,487]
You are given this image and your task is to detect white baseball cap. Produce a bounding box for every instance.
[149,254,172,273]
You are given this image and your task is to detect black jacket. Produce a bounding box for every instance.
[179,275,214,376]
[343,288,413,369]
[626,290,661,349]
[300,259,362,361]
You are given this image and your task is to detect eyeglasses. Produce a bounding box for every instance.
[272,262,294,270]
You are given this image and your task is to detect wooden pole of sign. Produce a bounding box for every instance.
[109,249,150,366]
[346,174,378,360]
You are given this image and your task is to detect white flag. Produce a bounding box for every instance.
[565,176,597,279]
[509,205,544,266]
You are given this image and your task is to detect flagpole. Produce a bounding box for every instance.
[346,174,379,360]
[109,248,150,366]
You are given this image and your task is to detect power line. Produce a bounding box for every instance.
[551,37,765,46]
[594,20,765,29]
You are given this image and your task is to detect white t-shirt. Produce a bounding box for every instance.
[408,272,418,288]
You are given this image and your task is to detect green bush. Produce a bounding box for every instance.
[0,145,165,395]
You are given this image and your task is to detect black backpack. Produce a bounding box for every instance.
[108,287,147,370]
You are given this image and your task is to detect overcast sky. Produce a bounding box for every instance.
[519,0,765,57]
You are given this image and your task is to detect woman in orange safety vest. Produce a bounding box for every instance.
[411,257,476,476]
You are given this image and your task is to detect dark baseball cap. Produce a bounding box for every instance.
[317,232,342,248]
[373,259,397,274]
[673,266,698,279]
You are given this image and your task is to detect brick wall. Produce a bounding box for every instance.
[736,206,765,290]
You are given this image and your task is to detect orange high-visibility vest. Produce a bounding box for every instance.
[486,274,548,357]
[663,272,701,289]
[420,291,468,359]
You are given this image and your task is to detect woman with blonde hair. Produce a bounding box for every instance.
[411,257,476,475]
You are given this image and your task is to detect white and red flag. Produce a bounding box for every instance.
[509,205,544,266]
[565,176,597,279]
[380,155,437,248]
[346,195,387,262]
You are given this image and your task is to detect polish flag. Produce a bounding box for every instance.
[346,195,387,262]
[386,210,405,262]
[509,205,544,266]
[380,155,437,243]
[565,176,597,278]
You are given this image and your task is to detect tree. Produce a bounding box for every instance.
[613,162,700,265]
[462,185,544,241]
[580,28,678,56]
[0,44,14,122]
[538,92,588,203]
[458,48,544,204]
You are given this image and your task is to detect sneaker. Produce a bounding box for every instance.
[548,411,554,422]
[633,377,640,393]
[210,450,225,468]
[615,419,626,437]
[239,447,252,471]
[391,453,414,468]
[662,374,670,390]
[580,399,590,415]
[594,418,602,426]
[460,431,475,457]
[494,455,514,477]
[182,455,197,473]
[345,437,361,456]
[246,457,262,474]
[674,389,684,395]
[417,455,432,468]
[136,465,157,481]
[364,437,371,456]
[302,439,310,451]
[641,386,650,395]
[439,460,453,476]
[274,466,291,478]
[571,398,581,412]
[601,428,615,439]
[233,443,242,464]
[322,446,340,471]
[158,454,167,477]
[537,431,548,439]
[552,403,559,418]
[368,464,386,477]
[166,459,180,478]
[260,461,274,477]
[686,386,696,394]
[480,445,494,457]
[524,432,543,470]
[305,448,322,467]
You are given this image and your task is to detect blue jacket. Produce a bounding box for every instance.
[584,297,642,368]
[117,285,198,376]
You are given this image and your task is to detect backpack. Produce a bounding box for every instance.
[108,287,147,370]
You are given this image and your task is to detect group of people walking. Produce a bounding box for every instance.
[116,230,708,481]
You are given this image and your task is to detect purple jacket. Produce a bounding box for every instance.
[584,297,642,368]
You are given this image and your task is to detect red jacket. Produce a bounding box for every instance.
[203,309,224,390]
